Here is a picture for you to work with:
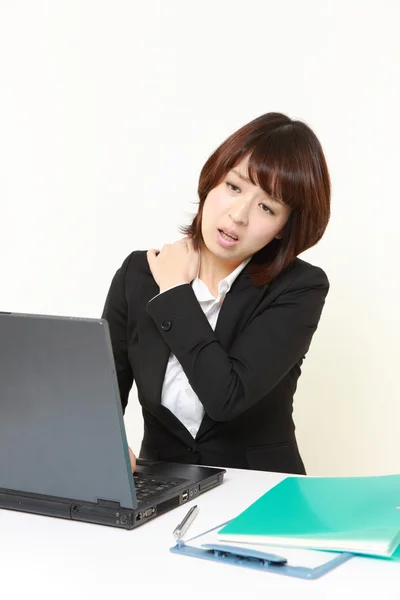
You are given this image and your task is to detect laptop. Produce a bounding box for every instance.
[0,311,225,529]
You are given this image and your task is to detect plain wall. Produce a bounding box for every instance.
[1,0,399,476]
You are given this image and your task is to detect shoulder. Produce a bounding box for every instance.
[284,258,329,290]
[107,250,151,295]
[260,258,329,306]
[118,250,149,276]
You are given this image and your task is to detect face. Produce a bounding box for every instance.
[201,157,291,270]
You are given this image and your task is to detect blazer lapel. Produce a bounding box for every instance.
[214,271,263,349]
[196,271,266,441]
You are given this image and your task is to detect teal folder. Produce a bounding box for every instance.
[218,474,400,557]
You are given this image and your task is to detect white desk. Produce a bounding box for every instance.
[1,468,398,600]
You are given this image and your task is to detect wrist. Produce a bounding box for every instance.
[159,280,189,294]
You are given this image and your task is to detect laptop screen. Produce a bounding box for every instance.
[0,313,136,509]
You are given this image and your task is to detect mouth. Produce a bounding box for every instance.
[217,228,239,248]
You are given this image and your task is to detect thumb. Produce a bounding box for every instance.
[128,447,136,473]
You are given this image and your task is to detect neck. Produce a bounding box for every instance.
[198,245,242,296]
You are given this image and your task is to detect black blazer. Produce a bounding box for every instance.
[102,251,329,474]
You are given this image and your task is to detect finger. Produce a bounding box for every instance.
[185,237,196,252]
[128,447,136,473]
[178,238,191,251]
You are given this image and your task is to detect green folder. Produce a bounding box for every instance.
[218,474,400,557]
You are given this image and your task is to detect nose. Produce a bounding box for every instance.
[229,197,250,226]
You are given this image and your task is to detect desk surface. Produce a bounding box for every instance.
[1,468,398,599]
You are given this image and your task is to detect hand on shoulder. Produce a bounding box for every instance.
[147,237,199,292]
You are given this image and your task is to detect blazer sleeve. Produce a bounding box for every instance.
[146,266,329,421]
[101,255,134,412]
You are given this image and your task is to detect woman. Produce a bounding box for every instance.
[102,112,330,475]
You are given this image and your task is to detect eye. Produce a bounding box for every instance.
[226,182,241,193]
[259,203,274,215]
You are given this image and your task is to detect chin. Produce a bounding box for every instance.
[210,244,242,263]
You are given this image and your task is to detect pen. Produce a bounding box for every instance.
[173,505,199,540]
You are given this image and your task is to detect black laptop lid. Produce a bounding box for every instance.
[0,313,136,509]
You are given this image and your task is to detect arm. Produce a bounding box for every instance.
[101,255,134,413]
[146,267,329,422]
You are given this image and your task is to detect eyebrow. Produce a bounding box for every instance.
[231,168,251,183]
[230,169,283,205]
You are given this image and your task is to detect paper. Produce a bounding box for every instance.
[186,528,342,569]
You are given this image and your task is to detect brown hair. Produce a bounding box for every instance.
[182,112,331,285]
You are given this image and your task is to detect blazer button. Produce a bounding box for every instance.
[161,320,172,331]
[187,447,197,453]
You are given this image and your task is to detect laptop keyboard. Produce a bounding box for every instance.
[133,473,185,505]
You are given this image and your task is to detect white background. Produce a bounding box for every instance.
[1,0,399,476]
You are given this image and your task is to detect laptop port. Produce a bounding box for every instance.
[135,512,143,522]
[182,490,189,502]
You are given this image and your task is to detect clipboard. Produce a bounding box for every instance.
[170,521,353,579]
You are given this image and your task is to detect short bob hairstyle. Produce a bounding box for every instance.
[182,112,330,285]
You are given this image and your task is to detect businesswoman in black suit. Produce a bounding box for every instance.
[102,112,331,475]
